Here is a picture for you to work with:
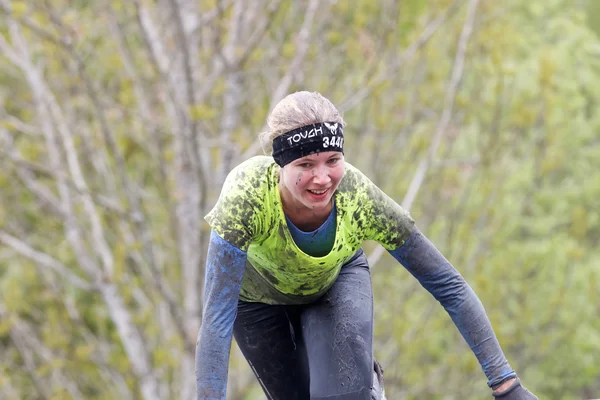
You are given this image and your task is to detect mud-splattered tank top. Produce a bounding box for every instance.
[205,156,415,304]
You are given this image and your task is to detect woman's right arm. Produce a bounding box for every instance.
[196,230,247,400]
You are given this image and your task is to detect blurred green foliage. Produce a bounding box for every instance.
[0,0,598,399]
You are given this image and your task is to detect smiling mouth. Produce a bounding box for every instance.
[308,189,328,195]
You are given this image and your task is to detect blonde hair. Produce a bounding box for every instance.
[260,91,345,154]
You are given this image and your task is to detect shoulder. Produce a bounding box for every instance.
[228,156,275,181]
[237,155,275,170]
[338,161,378,193]
[205,156,276,249]
[210,155,277,219]
[335,162,379,220]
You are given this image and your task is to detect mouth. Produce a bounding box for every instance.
[307,188,330,200]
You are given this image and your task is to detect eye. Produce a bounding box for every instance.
[299,163,311,168]
[327,158,339,164]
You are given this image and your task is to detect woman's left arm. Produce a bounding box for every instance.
[388,228,537,398]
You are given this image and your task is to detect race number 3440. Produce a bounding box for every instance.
[323,136,343,148]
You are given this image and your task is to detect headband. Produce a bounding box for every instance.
[272,122,344,167]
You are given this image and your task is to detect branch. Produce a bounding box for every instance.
[9,333,51,399]
[9,309,85,399]
[0,113,41,137]
[192,0,235,34]
[368,0,480,267]
[0,303,51,399]
[104,0,170,194]
[99,283,161,400]
[0,130,65,217]
[132,0,171,79]
[240,0,320,160]
[270,0,320,111]
[56,290,137,400]
[117,220,193,352]
[0,369,20,400]
[0,144,126,217]
[403,0,479,210]
[103,3,187,337]
[338,0,462,113]
[237,0,283,67]
[167,0,208,199]
[0,230,94,290]
[0,2,69,51]
[0,0,103,287]
[2,7,117,278]
[1,17,162,398]
[48,10,188,355]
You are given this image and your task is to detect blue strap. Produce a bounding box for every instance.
[388,229,517,388]
[196,231,247,400]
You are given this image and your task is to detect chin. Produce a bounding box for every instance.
[305,196,332,209]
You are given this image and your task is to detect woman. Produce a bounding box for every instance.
[196,91,537,400]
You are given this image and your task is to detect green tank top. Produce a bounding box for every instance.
[205,156,415,305]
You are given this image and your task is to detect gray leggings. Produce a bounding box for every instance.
[233,249,374,400]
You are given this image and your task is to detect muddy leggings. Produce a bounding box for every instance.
[232,249,374,400]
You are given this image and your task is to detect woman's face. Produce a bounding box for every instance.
[279,151,345,212]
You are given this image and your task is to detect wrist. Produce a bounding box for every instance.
[493,378,516,393]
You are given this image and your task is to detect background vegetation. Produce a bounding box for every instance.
[0,0,599,399]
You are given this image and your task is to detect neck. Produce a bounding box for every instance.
[279,180,332,230]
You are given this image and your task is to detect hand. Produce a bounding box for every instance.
[492,378,538,399]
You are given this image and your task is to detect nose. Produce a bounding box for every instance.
[312,167,331,185]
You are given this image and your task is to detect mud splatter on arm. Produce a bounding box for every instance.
[196,231,247,400]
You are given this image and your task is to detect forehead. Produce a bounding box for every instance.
[295,151,342,162]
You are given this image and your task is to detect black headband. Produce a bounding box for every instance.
[272,122,344,167]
